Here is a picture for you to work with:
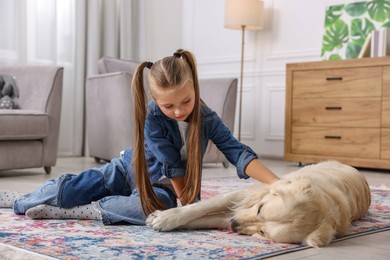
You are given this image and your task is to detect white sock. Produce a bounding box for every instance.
[0,190,23,208]
[25,204,102,220]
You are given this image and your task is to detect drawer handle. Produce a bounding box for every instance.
[325,106,342,110]
[326,77,343,81]
[324,136,342,139]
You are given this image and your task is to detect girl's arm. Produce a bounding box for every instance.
[245,159,279,184]
[169,177,186,205]
[170,159,278,205]
[203,109,279,183]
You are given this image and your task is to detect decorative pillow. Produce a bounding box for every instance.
[0,75,19,109]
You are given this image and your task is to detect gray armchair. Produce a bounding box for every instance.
[86,57,139,163]
[86,71,134,163]
[0,66,64,174]
[86,57,237,168]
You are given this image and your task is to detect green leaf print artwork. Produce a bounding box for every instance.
[345,2,367,17]
[346,18,376,58]
[322,0,390,60]
[322,19,349,55]
[324,5,345,27]
[383,20,390,27]
[367,0,390,22]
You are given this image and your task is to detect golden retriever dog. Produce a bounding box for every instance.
[147,161,371,247]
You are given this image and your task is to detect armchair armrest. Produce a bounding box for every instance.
[86,72,134,161]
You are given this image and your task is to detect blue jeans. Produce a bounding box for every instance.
[13,157,177,225]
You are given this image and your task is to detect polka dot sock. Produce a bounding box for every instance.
[0,190,23,208]
[25,204,102,220]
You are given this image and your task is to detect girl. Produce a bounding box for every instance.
[0,49,279,225]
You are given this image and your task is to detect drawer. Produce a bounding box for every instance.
[292,67,382,98]
[292,97,381,127]
[291,126,380,158]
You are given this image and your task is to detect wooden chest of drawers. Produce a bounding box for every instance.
[285,57,390,169]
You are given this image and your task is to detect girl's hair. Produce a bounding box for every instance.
[132,49,202,215]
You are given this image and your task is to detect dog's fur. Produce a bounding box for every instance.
[147,161,371,247]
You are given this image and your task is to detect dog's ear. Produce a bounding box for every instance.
[304,221,335,247]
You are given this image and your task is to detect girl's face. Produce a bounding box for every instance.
[152,80,195,121]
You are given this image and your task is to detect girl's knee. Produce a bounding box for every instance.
[58,170,109,208]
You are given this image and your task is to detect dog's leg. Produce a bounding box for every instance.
[180,212,235,230]
[147,189,245,231]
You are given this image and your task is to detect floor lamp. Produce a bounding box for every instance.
[224,0,264,141]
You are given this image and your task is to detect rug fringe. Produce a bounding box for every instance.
[0,243,55,260]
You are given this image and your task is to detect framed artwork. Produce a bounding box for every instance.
[321,0,390,60]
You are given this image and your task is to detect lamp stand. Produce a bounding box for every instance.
[238,25,246,142]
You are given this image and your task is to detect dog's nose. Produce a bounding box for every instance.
[229,219,238,232]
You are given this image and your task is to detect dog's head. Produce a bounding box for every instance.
[230,178,337,247]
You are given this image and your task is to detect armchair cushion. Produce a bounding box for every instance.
[0,110,48,140]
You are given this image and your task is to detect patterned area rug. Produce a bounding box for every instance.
[0,178,389,260]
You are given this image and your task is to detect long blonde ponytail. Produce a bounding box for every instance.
[178,50,202,205]
[132,62,167,215]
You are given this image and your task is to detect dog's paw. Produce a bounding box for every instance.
[146,208,182,232]
[252,233,268,240]
[146,210,162,226]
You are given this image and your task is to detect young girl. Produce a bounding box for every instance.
[0,49,279,225]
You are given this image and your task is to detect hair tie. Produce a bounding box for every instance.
[173,52,181,58]
[146,62,153,69]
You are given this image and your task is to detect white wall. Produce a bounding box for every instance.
[139,0,363,158]
[143,0,184,60]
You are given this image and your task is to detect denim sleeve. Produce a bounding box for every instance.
[206,113,258,179]
[144,115,186,179]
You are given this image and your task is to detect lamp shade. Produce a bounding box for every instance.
[224,0,264,30]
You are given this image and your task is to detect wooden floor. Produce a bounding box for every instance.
[0,157,389,259]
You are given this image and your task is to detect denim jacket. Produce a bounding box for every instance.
[124,100,258,184]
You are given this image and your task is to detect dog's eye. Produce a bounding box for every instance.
[257,204,263,215]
